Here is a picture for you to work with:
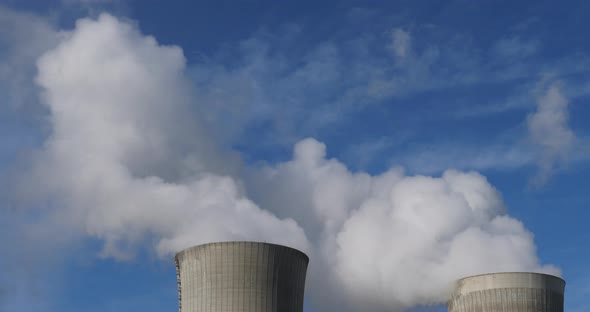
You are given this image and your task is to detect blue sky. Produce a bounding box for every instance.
[1,1,589,311]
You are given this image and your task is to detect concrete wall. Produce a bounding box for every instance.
[448,272,565,312]
[175,241,309,312]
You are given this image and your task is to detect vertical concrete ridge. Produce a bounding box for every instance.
[176,256,182,312]
[175,241,309,312]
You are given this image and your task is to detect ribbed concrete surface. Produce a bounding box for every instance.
[175,241,309,312]
[448,272,565,312]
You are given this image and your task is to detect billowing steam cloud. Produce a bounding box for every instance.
[247,139,558,310]
[19,13,557,311]
[29,14,307,258]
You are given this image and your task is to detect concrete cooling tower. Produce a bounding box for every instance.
[448,272,565,312]
[175,241,309,312]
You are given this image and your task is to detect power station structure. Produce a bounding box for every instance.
[448,272,565,312]
[175,241,309,312]
[175,242,566,312]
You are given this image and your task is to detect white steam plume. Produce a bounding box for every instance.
[27,14,308,258]
[247,138,558,311]
[17,13,557,311]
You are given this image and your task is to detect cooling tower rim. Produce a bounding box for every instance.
[175,241,309,263]
[456,271,565,284]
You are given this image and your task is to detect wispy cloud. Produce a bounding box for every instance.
[394,143,534,175]
[492,36,538,59]
[185,18,590,154]
[527,81,575,185]
[389,28,411,60]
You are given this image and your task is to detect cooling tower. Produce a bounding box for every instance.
[175,241,309,312]
[448,272,565,312]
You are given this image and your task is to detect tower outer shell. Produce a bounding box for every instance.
[175,241,309,312]
[448,272,565,312]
